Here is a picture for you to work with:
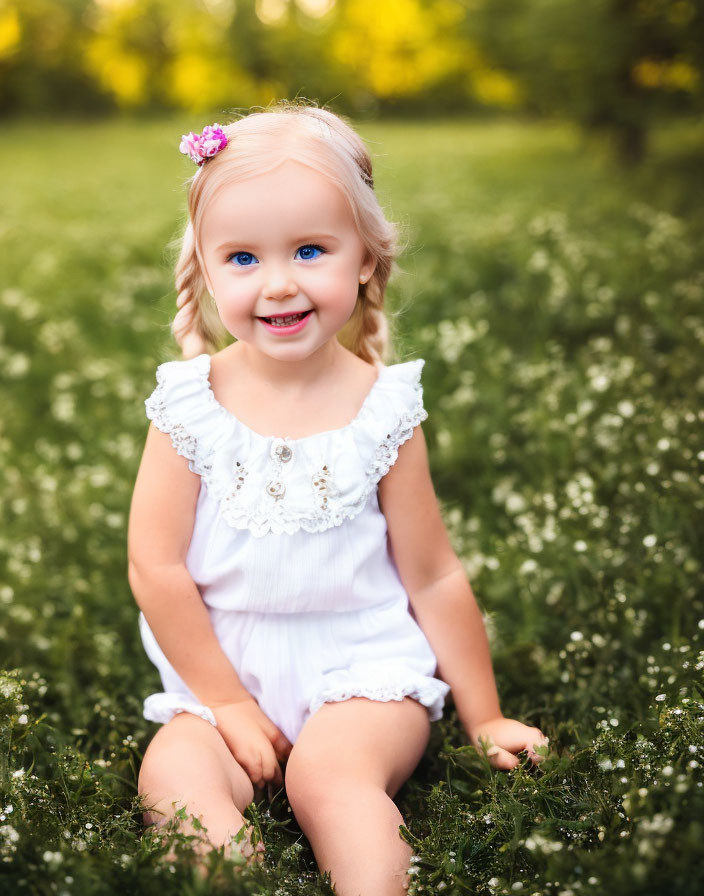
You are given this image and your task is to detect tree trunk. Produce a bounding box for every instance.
[614,121,647,166]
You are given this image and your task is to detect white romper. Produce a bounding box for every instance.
[138,353,451,745]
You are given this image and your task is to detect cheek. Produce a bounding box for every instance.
[317,259,363,294]
[213,271,253,303]
[213,283,254,327]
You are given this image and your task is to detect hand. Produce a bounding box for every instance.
[468,716,549,770]
[210,697,293,789]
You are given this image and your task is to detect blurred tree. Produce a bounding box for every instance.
[2,0,699,142]
[83,0,169,109]
[0,0,110,114]
[332,0,473,108]
[0,0,517,116]
[466,0,704,161]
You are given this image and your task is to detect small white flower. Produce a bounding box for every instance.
[642,534,657,548]
[7,353,30,377]
[506,493,527,514]
[655,694,666,702]
[574,540,587,552]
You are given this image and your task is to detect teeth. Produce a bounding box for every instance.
[266,312,307,327]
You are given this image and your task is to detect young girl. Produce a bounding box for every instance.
[128,103,548,895]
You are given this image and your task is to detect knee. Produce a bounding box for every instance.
[285,748,331,821]
[138,740,171,800]
[284,747,371,829]
[138,728,194,797]
[138,722,255,813]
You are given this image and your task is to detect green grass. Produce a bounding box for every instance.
[1,115,703,895]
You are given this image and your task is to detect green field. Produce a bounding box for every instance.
[1,116,703,895]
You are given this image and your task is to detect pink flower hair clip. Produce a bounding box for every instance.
[179,124,228,167]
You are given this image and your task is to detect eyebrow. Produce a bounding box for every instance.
[215,234,341,252]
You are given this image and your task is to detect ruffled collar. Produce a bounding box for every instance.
[145,352,427,536]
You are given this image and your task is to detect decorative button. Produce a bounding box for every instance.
[276,444,293,463]
[266,479,285,499]
[270,438,293,463]
[312,465,336,511]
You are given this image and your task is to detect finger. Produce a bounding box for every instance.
[272,731,293,762]
[526,728,549,747]
[261,748,283,787]
[258,716,292,761]
[493,726,547,756]
[261,718,291,751]
[523,730,550,755]
[523,740,550,763]
[485,744,520,771]
[243,753,264,790]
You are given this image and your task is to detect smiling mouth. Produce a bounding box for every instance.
[259,310,312,327]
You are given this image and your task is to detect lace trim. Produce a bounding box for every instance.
[216,401,428,536]
[144,363,216,484]
[145,358,427,536]
[309,676,449,722]
[364,403,429,489]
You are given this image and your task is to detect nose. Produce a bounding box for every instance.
[261,262,297,302]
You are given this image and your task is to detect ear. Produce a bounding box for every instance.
[358,253,376,285]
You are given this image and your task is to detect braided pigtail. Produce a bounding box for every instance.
[172,221,224,358]
[359,268,392,364]
[338,258,393,365]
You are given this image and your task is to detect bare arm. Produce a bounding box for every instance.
[378,426,547,768]
[128,422,292,786]
[127,422,250,707]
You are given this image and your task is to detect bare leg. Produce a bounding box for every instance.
[138,712,260,862]
[284,697,431,896]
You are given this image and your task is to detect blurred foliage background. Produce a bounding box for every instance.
[2,2,704,894]
[1,0,703,160]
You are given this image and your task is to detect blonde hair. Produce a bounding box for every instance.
[171,102,398,364]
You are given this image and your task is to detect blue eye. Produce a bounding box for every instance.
[230,251,258,266]
[295,245,324,261]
